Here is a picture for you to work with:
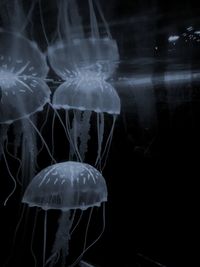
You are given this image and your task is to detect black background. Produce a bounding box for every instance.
[1,0,200,266]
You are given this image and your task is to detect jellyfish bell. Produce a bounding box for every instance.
[0,30,49,124]
[48,0,119,80]
[47,37,119,81]
[22,161,107,210]
[52,71,120,114]
[22,161,107,267]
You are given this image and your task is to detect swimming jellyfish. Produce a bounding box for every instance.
[22,161,107,267]
[47,0,120,168]
[0,29,50,202]
[50,0,119,78]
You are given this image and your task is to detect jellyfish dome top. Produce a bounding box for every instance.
[47,0,119,80]
[22,161,107,267]
[0,30,50,124]
[22,161,107,211]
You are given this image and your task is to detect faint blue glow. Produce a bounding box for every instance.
[187,26,193,31]
[168,35,180,42]
[116,71,200,87]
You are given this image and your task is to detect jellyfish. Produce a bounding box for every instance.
[22,161,107,267]
[49,0,119,79]
[0,28,50,202]
[47,0,120,169]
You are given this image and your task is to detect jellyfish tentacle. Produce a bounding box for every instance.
[13,121,22,157]
[30,208,38,267]
[51,111,56,163]
[56,0,69,41]
[70,210,83,235]
[39,0,49,45]
[5,138,22,186]
[70,204,106,267]
[2,204,27,267]
[57,0,84,41]
[47,211,74,267]
[95,112,104,170]
[69,110,80,161]
[21,118,38,187]
[95,0,112,38]
[28,118,56,164]
[79,111,92,161]
[82,207,93,250]
[48,103,82,162]
[0,124,8,160]
[101,115,117,171]
[0,0,27,33]
[68,0,84,40]
[19,0,36,33]
[37,104,51,156]
[70,110,92,162]
[65,110,75,161]
[88,0,99,39]
[66,110,82,162]
[1,143,17,206]
[43,210,47,267]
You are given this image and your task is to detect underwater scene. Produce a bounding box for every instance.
[0,0,199,266]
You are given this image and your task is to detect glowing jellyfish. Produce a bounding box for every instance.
[0,30,50,203]
[47,0,120,168]
[50,0,120,78]
[22,161,107,267]
[0,31,49,124]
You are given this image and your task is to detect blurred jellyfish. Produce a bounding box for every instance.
[47,0,120,168]
[50,0,119,79]
[22,161,107,267]
[0,1,51,204]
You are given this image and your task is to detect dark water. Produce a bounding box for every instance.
[1,1,200,267]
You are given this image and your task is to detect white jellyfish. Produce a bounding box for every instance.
[47,0,121,169]
[22,161,107,267]
[0,29,51,203]
[48,0,119,79]
[0,31,49,123]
